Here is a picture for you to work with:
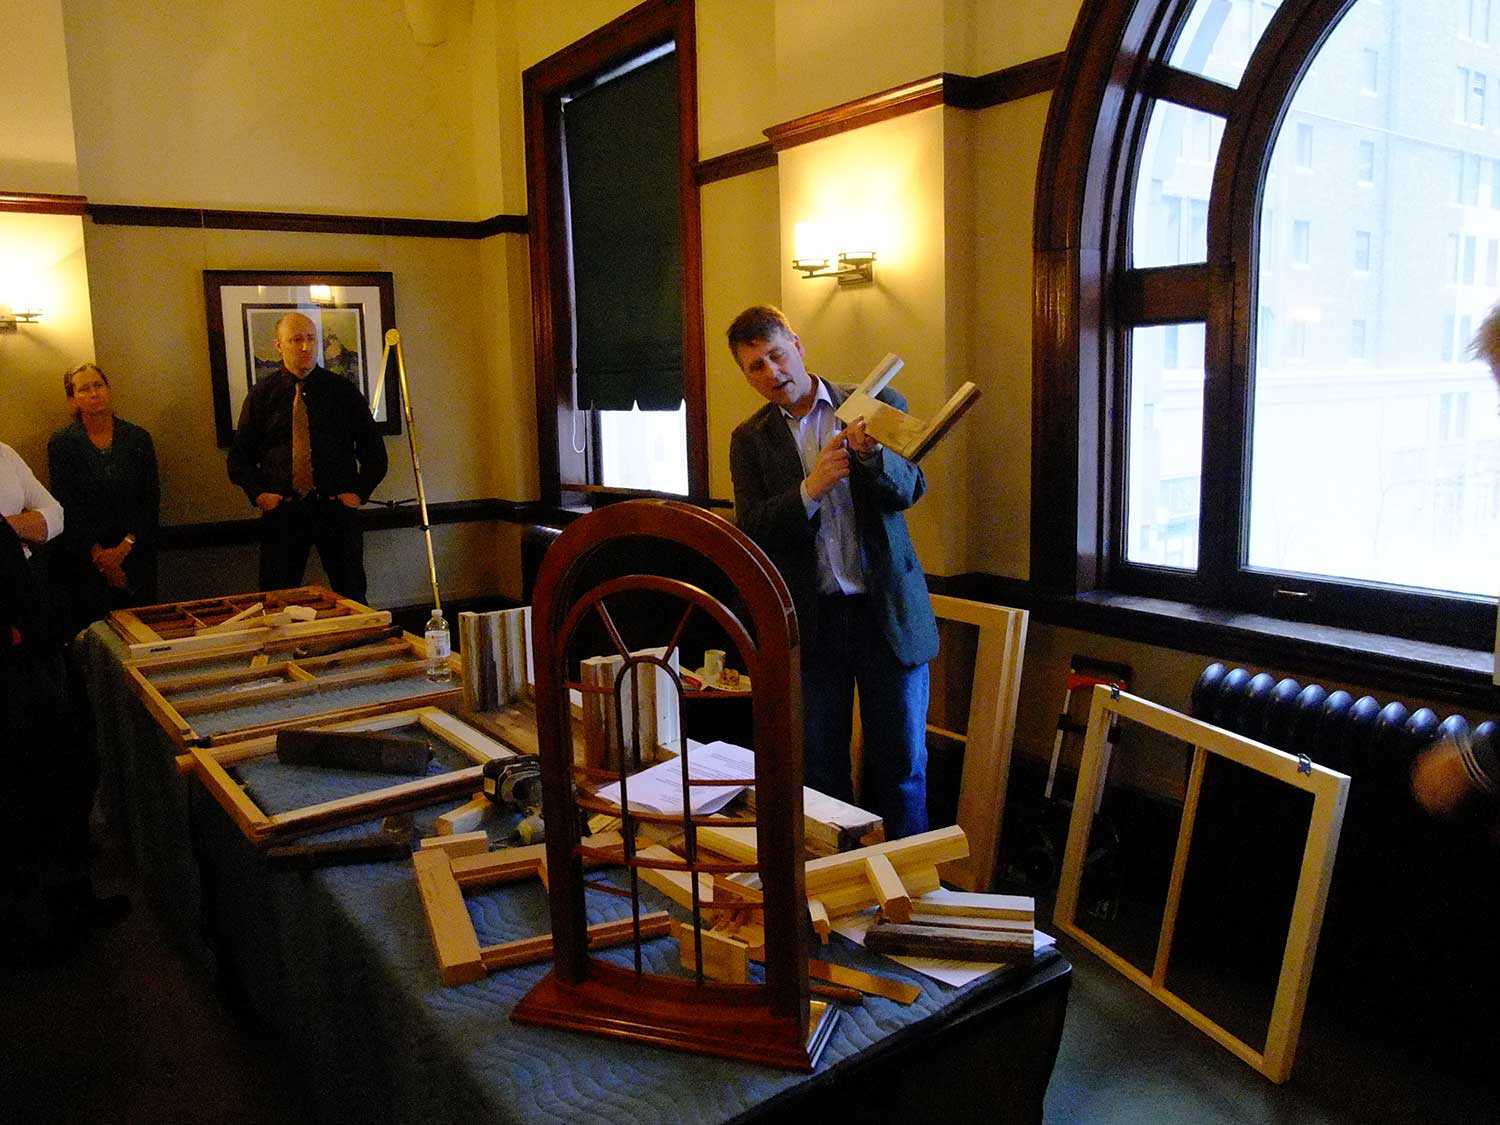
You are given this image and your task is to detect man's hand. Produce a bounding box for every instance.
[91,540,131,573]
[844,416,882,458]
[805,430,851,501]
[336,492,362,509]
[255,492,283,512]
[5,510,49,545]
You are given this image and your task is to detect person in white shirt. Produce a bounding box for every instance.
[0,440,63,555]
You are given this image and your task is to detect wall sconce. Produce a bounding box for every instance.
[792,250,876,286]
[0,305,42,332]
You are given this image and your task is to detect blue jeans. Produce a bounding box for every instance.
[802,594,930,839]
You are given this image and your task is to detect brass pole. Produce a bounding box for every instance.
[381,328,441,614]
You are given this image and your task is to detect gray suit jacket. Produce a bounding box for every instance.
[729,380,939,667]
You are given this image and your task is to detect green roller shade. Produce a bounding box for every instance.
[563,51,684,412]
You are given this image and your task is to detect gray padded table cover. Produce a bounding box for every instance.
[196,742,1064,1124]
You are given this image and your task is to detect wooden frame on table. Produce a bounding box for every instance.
[1053,685,1350,1084]
[203,268,398,447]
[126,631,460,749]
[108,586,390,659]
[412,833,669,986]
[186,707,512,846]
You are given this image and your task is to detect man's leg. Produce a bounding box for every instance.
[855,629,930,839]
[313,500,368,602]
[258,503,312,592]
[800,595,857,803]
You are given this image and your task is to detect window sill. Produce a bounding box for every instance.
[934,574,1500,711]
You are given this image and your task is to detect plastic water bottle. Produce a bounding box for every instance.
[425,608,452,682]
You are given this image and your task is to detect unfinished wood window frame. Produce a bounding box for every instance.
[185,707,513,847]
[929,594,1028,891]
[1054,684,1350,1084]
[108,585,390,658]
[412,833,669,986]
[125,632,461,749]
[853,594,1027,890]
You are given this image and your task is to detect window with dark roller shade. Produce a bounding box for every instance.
[563,51,684,413]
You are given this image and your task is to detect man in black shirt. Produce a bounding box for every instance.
[228,312,387,600]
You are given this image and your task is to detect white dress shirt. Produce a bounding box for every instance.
[783,378,865,596]
[0,441,64,555]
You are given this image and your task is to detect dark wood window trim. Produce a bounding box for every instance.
[523,0,706,509]
[1033,0,1496,654]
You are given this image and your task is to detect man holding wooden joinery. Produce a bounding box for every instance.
[727,305,938,839]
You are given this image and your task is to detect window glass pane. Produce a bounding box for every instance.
[598,400,689,493]
[1126,325,1204,569]
[1250,0,1500,597]
[1170,0,1285,88]
[1132,104,1223,267]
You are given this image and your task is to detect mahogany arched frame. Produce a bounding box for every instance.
[1030,0,1479,645]
[512,500,821,1069]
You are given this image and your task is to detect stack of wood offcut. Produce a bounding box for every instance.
[866,891,1034,962]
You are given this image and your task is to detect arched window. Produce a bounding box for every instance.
[1035,0,1500,649]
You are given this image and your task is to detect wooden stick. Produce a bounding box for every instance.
[807,958,920,1004]
[864,854,912,923]
[419,831,490,859]
[435,793,490,836]
[909,892,1033,923]
[196,602,263,635]
[479,912,671,971]
[413,847,485,985]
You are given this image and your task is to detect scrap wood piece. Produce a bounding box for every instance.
[865,921,1034,962]
[910,891,1033,923]
[863,854,911,923]
[480,912,672,972]
[196,602,263,635]
[419,831,490,859]
[675,920,750,983]
[808,898,832,943]
[436,793,490,836]
[807,958,920,1005]
[275,727,433,776]
[635,844,713,909]
[907,912,1032,935]
[264,816,414,870]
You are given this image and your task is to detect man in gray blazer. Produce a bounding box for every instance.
[727,305,939,838]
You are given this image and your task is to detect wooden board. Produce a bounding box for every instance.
[185,708,508,847]
[109,585,391,658]
[127,631,461,749]
[1053,685,1350,1085]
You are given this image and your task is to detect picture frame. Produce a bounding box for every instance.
[204,269,399,447]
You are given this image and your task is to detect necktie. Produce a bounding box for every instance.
[292,380,314,497]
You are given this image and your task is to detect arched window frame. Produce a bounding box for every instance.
[1033,0,1496,651]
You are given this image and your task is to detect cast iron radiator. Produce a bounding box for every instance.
[1177,663,1498,1074]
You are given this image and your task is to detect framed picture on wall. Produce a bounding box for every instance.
[203,269,399,447]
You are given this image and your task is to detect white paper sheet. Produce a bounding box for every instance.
[596,740,756,815]
[832,893,1057,988]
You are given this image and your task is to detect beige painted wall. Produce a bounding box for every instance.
[0,0,79,194]
[700,166,783,502]
[62,0,480,217]
[777,108,964,575]
[772,0,945,123]
[697,0,776,159]
[0,213,96,473]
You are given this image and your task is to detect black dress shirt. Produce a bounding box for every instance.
[227,366,388,504]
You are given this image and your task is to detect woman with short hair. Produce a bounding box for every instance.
[47,362,160,630]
